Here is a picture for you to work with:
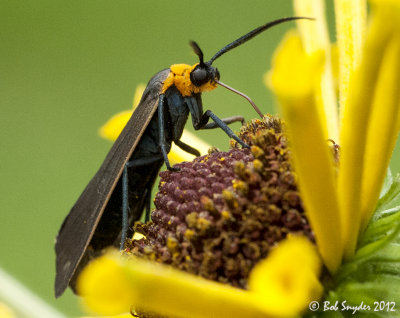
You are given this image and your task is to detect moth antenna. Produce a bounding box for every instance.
[216,80,264,118]
[208,17,314,64]
[190,41,205,66]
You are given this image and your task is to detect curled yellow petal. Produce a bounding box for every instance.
[267,31,342,272]
[78,251,284,318]
[294,0,339,141]
[78,236,321,318]
[249,235,322,315]
[77,253,137,316]
[265,30,323,99]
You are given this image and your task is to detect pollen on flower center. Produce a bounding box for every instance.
[126,115,314,294]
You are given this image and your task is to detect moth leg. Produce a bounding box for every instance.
[200,110,249,148]
[174,140,201,157]
[158,94,179,171]
[121,155,163,250]
[201,115,245,129]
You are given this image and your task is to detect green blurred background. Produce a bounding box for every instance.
[1,1,399,317]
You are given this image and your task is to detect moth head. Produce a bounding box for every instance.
[189,41,220,87]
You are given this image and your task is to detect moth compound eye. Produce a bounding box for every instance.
[190,67,208,86]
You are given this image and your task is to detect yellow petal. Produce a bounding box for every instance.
[334,0,367,122]
[77,253,138,316]
[99,111,208,163]
[294,0,339,141]
[249,235,323,314]
[265,30,323,99]
[78,236,322,318]
[132,84,146,108]
[267,31,342,272]
[169,129,211,165]
[0,303,16,318]
[78,251,294,318]
[99,83,210,164]
[338,0,400,258]
[98,110,132,142]
[370,0,400,9]
[361,13,400,229]
[99,84,146,142]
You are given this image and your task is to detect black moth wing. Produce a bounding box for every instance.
[55,69,170,297]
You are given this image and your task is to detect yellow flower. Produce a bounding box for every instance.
[99,84,146,141]
[80,110,323,317]
[78,236,321,318]
[77,1,400,317]
[267,0,400,270]
[98,83,210,165]
[248,236,322,315]
[0,303,16,318]
[267,29,342,273]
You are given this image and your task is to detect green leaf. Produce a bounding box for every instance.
[311,172,400,317]
[359,212,400,247]
[374,173,400,219]
[379,168,393,200]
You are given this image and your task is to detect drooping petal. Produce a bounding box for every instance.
[267,31,343,272]
[294,0,339,141]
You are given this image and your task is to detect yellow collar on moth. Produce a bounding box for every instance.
[162,63,218,96]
